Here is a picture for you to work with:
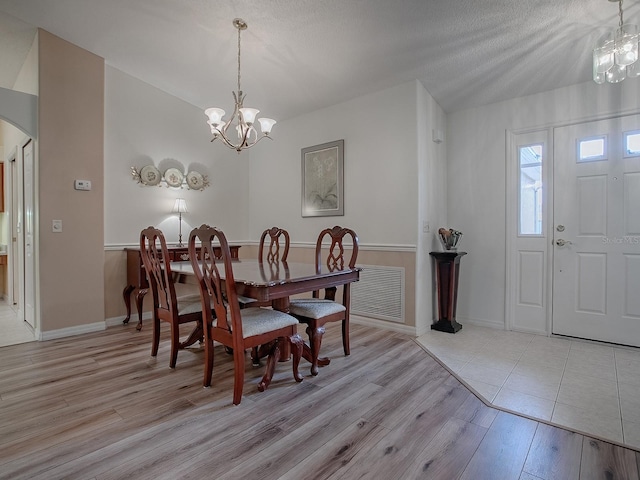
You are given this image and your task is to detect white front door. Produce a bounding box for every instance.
[552,115,640,347]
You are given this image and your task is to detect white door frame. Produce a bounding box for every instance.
[506,110,640,336]
[22,139,35,329]
[4,135,36,333]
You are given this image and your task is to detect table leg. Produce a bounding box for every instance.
[305,324,329,376]
[257,339,281,392]
[271,297,292,361]
[179,321,203,348]
[122,284,135,324]
[135,288,148,331]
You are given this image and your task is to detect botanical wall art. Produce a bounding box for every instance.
[301,139,344,217]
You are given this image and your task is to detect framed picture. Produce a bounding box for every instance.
[301,139,344,217]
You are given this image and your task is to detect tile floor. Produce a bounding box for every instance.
[0,300,35,347]
[416,323,640,451]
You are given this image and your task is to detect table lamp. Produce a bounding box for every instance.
[171,198,188,246]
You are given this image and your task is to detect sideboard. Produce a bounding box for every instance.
[122,245,241,330]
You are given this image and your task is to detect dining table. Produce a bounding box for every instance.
[170,258,361,367]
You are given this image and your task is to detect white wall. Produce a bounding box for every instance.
[104,66,250,246]
[447,79,640,329]
[248,80,420,247]
[248,80,447,333]
[103,73,449,333]
[416,84,447,335]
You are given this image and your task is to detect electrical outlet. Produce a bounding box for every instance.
[423,221,430,233]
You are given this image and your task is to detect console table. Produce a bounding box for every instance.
[123,245,240,330]
[430,251,467,333]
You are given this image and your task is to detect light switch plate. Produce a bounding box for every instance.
[52,220,62,232]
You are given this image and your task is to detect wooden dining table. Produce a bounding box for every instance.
[170,259,361,367]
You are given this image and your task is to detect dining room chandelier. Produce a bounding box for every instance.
[204,18,276,153]
[593,0,640,83]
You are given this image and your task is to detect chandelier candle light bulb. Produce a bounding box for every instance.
[205,18,276,152]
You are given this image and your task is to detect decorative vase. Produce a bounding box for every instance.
[438,228,462,251]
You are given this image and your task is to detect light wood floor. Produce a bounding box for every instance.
[0,322,639,480]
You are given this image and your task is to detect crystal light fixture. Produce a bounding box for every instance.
[205,18,276,152]
[593,0,640,84]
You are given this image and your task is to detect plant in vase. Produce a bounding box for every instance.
[438,228,462,251]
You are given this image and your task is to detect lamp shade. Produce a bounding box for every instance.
[205,108,225,127]
[171,198,188,214]
[239,107,259,125]
[258,117,276,135]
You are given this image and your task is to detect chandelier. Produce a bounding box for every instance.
[593,0,640,83]
[205,18,276,152]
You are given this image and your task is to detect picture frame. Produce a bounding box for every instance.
[301,139,344,217]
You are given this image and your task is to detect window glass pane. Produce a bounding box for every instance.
[519,145,543,235]
[624,131,640,157]
[578,137,606,162]
[520,144,542,166]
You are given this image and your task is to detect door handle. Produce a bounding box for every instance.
[555,239,572,247]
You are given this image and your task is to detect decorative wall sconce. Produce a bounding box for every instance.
[131,165,209,190]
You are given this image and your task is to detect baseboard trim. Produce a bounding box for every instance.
[39,321,106,341]
[458,316,505,330]
[351,314,416,336]
[105,312,152,328]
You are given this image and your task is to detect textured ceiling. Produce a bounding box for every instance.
[0,0,638,120]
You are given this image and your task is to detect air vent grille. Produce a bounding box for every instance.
[351,265,405,323]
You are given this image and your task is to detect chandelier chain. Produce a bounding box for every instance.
[619,0,624,28]
[237,22,242,94]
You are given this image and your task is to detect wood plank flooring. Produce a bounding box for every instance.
[0,321,638,479]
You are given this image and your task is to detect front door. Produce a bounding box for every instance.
[552,114,640,347]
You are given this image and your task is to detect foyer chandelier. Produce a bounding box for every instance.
[205,18,276,152]
[593,0,640,83]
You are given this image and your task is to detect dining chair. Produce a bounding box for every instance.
[188,224,303,405]
[245,226,292,365]
[258,226,290,263]
[289,226,359,376]
[139,226,204,369]
[240,226,291,311]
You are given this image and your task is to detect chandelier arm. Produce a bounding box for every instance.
[240,128,251,149]
[235,134,272,150]
[211,131,272,150]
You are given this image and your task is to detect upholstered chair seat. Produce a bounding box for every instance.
[289,299,346,319]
